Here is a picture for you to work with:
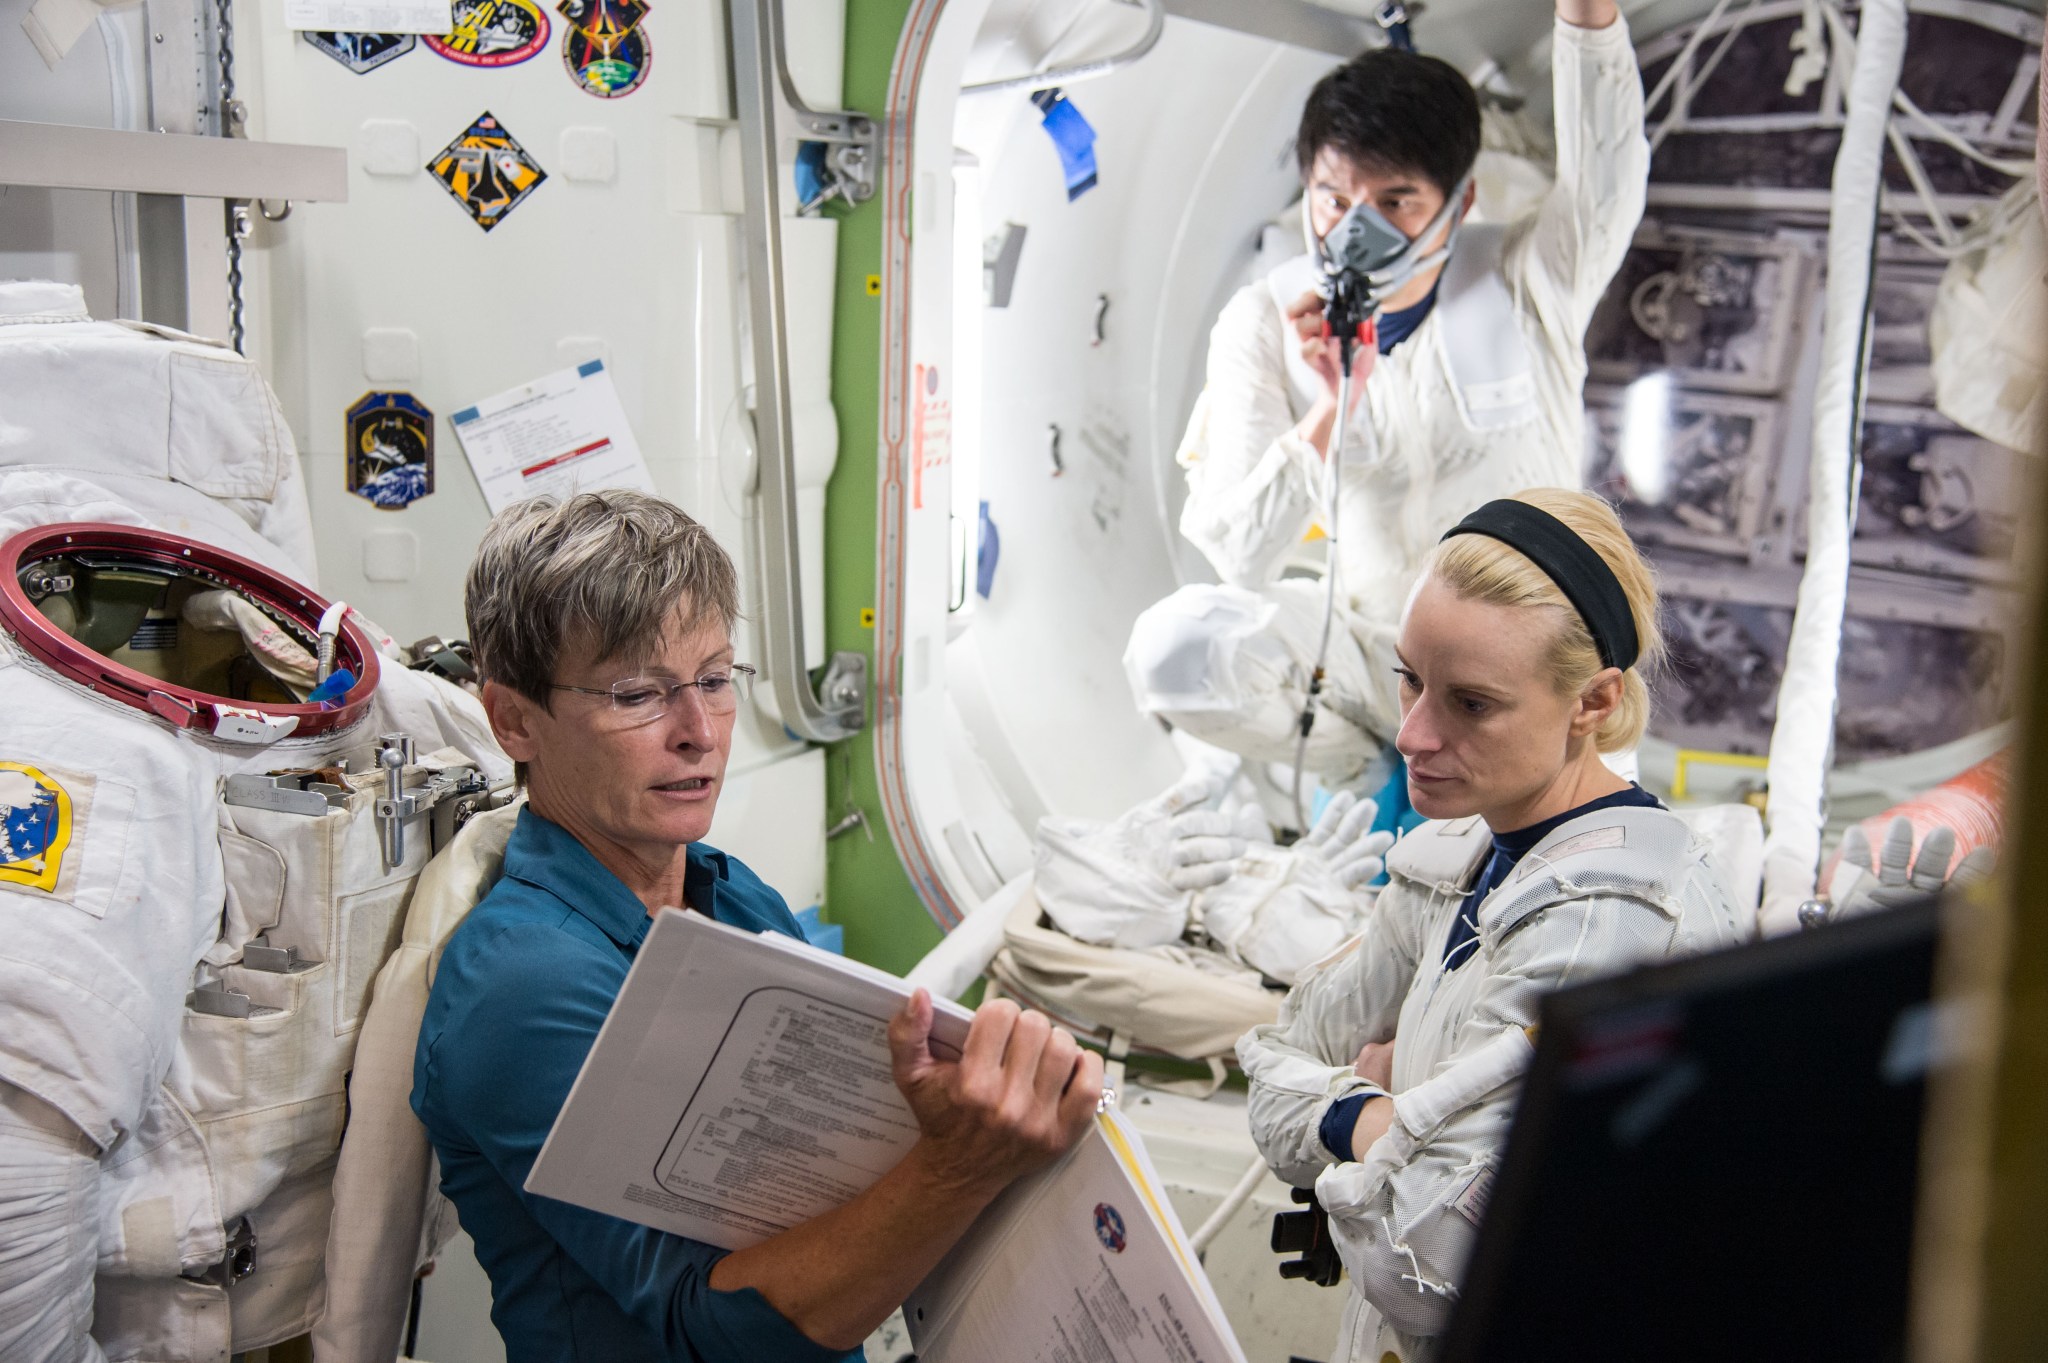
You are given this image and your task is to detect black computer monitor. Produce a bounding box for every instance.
[1441,899,1939,1363]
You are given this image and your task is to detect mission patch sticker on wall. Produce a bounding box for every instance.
[427,112,548,231]
[558,0,650,98]
[302,30,417,73]
[346,391,436,508]
[426,0,549,66]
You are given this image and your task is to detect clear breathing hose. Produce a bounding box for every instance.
[1290,352,1354,833]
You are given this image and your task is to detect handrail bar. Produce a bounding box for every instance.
[727,0,866,742]
[960,0,1166,97]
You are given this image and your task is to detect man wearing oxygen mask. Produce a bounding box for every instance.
[1124,0,1646,812]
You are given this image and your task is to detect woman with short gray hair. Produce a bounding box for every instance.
[413,490,1103,1363]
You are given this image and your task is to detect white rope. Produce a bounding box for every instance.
[1756,0,1910,934]
[1887,208,1961,259]
[1381,1215,1459,1299]
[1887,121,1960,249]
[1648,0,1769,156]
[1891,86,2036,178]
[1643,0,1740,118]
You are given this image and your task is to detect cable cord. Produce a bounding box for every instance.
[1291,353,1354,833]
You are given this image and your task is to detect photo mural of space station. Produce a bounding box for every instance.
[1579,0,2038,764]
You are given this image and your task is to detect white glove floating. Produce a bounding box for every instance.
[1034,771,1233,949]
[1297,790,1396,890]
[1164,803,1271,891]
[1197,792,1393,984]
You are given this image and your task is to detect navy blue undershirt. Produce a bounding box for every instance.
[1317,783,1664,1162]
[1375,286,1438,354]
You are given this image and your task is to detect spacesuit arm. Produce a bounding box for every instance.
[1236,884,1428,1188]
[1510,13,1650,345]
[0,1083,106,1363]
[1176,283,1324,588]
[1312,893,1672,1338]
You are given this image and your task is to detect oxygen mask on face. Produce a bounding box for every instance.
[1310,174,1471,343]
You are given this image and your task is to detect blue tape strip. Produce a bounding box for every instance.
[976,500,1000,600]
[1035,92,1099,202]
[577,359,605,377]
[794,141,829,207]
[451,406,479,425]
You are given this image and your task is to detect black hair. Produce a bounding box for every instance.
[1294,48,1482,198]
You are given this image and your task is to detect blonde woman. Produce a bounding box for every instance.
[1237,488,1746,1363]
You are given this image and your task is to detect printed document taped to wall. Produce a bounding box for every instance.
[450,360,655,514]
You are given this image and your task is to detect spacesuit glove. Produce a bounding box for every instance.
[1163,804,1272,891]
[1829,817,1996,918]
[1194,835,1375,984]
[1034,771,1236,948]
[1298,791,1396,889]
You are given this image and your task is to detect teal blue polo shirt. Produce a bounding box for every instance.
[411,807,860,1363]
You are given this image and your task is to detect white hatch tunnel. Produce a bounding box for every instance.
[881,0,2036,931]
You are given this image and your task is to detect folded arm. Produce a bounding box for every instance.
[1238,890,1426,1187]
[1315,894,1673,1338]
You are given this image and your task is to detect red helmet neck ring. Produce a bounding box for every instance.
[0,522,380,740]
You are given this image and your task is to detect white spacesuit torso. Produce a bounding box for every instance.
[1237,804,1745,1363]
[1174,15,1649,635]
[0,281,510,1363]
[1125,17,1649,771]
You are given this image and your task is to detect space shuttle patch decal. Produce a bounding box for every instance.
[428,112,548,232]
[347,391,436,508]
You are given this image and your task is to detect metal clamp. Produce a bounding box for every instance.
[223,771,352,817]
[242,935,315,973]
[21,564,73,599]
[187,980,278,1019]
[373,735,492,868]
[741,0,878,205]
[375,734,418,867]
[818,652,867,721]
[182,1216,257,1289]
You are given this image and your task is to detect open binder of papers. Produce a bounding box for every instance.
[527,907,1247,1363]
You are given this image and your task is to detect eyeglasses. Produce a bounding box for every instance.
[548,665,756,727]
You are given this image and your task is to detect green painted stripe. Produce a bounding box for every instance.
[821,0,946,981]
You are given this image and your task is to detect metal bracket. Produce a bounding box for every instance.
[241,935,316,973]
[182,1216,257,1289]
[818,651,868,727]
[186,980,278,1019]
[20,565,73,599]
[374,735,491,868]
[223,771,353,817]
[748,0,878,206]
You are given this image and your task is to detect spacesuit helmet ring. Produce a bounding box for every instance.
[1,521,380,740]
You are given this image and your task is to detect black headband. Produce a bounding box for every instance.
[1441,500,1640,672]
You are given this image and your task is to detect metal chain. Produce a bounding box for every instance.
[216,0,249,352]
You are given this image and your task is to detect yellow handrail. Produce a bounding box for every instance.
[1669,748,1769,803]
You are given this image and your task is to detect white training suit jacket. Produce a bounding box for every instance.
[1237,805,1745,1363]
[1176,15,1649,629]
